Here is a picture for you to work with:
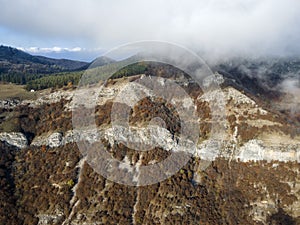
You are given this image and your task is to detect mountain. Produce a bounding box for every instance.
[0,45,89,79]
[0,45,89,70]
[80,56,116,70]
[0,45,120,85]
[0,59,300,224]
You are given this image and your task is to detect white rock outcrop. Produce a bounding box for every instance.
[29,126,300,163]
[48,133,63,148]
[31,132,63,147]
[0,132,28,149]
[0,99,21,109]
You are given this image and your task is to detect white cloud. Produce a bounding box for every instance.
[1,0,300,58]
[17,46,83,54]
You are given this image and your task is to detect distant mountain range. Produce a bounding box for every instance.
[0,45,117,76]
[0,45,88,74]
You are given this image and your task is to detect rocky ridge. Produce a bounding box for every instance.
[1,74,300,224]
[2,78,299,163]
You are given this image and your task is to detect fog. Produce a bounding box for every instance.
[278,77,300,115]
[1,0,300,60]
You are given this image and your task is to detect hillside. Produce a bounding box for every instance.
[80,56,116,70]
[0,61,300,224]
[0,45,138,89]
[0,45,89,84]
[0,46,88,69]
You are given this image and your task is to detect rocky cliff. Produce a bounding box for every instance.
[0,72,300,224]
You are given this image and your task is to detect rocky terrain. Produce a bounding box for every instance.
[0,63,300,224]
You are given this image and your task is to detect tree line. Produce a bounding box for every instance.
[0,62,148,91]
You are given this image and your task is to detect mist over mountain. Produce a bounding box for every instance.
[1,0,300,224]
[1,44,300,118]
[1,42,300,224]
[2,0,300,59]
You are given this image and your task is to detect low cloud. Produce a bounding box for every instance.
[1,0,300,59]
[17,47,82,54]
[278,77,300,115]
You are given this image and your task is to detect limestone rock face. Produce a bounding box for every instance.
[0,99,20,109]
[31,132,63,148]
[0,132,28,149]
[47,133,63,148]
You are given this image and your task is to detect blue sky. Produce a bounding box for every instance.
[1,0,300,62]
[0,26,102,62]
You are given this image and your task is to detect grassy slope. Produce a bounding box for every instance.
[0,83,37,132]
[0,83,37,100]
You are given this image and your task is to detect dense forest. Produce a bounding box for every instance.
[25,72,83,90]
[0,62,148,91]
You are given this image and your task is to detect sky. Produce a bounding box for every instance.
[0,0,300,62]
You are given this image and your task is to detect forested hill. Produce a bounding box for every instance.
[0,45,89,84]
[0,44,149,91]
[0,45,88,69]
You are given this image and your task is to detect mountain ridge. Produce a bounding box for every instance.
[0,72,300,224]
[0,45,89,71]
